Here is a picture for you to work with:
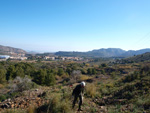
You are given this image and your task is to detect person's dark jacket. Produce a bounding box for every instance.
[72,84,84,96]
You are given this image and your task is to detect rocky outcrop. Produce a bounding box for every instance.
[0,88,49,111]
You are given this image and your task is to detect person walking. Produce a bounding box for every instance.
[72,81,86,111]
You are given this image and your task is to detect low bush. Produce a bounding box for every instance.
[85,83,97,98]
[37,93,73,113]
[135,95,150,110]
[8,76,37,92]
[0,95,6,102]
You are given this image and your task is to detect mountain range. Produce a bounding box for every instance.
[0,45,150,58]
[55,48,150,58]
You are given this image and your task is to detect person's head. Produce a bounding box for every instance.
[80,81,85,88]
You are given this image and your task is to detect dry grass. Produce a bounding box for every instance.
[37,92,73,113]
[0,84,4,89]
[2,109,26,113]
[80,75,92,81]
[85,83,97,98]
[27,105,36,113]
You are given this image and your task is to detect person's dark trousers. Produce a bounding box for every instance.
[78,95,82,110]
[72,95,83,110]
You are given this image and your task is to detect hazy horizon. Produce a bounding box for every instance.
[1,44,150,54]
[27,47,150,53]
[0,0,150,52]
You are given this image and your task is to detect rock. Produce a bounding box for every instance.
[100,106,104,109]
[6,102,11,106]
[1,104,9,108]
[35,89,39,91]
[20,104,25,108]
[7,98,11,102]
[11,103,15,108]
[99,106,107,112]
[38,92,46,97]
[103,97,107,99]
[36,97,40,100]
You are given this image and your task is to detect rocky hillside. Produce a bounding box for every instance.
[0,45,26,55]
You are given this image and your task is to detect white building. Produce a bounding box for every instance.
[9,56,27,60]
[44,56,55,60]
[0,55,10,59]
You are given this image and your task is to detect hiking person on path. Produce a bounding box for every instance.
[72,81,86,111]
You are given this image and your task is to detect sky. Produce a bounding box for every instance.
[0,0,150,52]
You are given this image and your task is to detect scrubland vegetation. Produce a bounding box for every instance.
[0,57,150,113]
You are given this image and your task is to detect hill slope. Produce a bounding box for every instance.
[0,45,26,55]
[124,52,150,62]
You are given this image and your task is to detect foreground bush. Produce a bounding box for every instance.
[37,93,73,113]
[85,83,97,98]
[8,75,37,92]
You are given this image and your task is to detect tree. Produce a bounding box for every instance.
[45,73,56,86]
[80,69,86,74]
[101,69,105,75]
[24,63,35,76]
[57,68,64,76]
[34,69,47,85]
[6,65,16,80]
[87,68,92,75]
[101,63,107,67]
[15,67,25,78]
[0,68,7,83]
[92,68,97,75]
[110,72,116,78]
[66,67,72,75]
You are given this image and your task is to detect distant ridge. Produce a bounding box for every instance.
[87,48,126,57]
[55,48,150,58]
[121,48,150,57]
[1,45,150,58]
[0,45,26,55]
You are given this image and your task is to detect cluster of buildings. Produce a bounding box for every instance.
[0,55,10,60]
[0,54,83,61]
[43,56,83,61]
[0,55,27,61]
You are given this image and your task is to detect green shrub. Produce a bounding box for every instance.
[144,99,150,109]
[90,107,97,113]
[107,104,122,113]
[100,88,110,96]
[59,100,72,113]
[0,95,6,102]
[136,95,150,110]
[61,88,72,100]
